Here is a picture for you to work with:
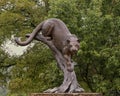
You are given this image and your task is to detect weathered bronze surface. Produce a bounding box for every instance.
[30,93,102,96]
[15,18,84,93]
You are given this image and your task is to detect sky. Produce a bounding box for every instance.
[1,39,29,56]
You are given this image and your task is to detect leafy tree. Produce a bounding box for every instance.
[0,0,120,96]
[76,0,120,95]
[0,0,50,95]
[8,43,61,94]
[48,0,120,96]
[48,0,78,34]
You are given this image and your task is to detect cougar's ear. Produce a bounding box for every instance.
[77,39,80,43]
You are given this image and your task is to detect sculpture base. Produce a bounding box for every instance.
[30,93,102,96]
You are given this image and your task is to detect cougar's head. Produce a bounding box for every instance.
[66,34,80,55]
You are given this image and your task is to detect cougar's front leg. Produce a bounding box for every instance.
[64,54,73,72]
[42,22,54,40]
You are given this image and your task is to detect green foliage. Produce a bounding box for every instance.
[0,0,49,95]
[0,0,47,40]
[48,0,78,33]
[8,43,63,94]
[75,0,120,95]
[0,0,120,96]
[48,0,120,95]
[0,48,17,96]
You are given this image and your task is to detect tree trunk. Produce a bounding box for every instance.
[26,34,84,93]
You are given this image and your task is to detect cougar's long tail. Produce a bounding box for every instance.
[15,22,44,46]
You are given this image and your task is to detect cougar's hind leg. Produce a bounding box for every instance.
[46,23,54,36]
[42,21,54,40]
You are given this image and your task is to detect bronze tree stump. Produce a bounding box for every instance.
[26,34,84,93]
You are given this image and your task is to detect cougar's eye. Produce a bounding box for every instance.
[77,39,80,43]
[75,45,79,48]
[69,45,72,47]
[67,39,70,43]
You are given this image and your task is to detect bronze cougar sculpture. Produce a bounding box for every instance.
[15,18,80,71]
